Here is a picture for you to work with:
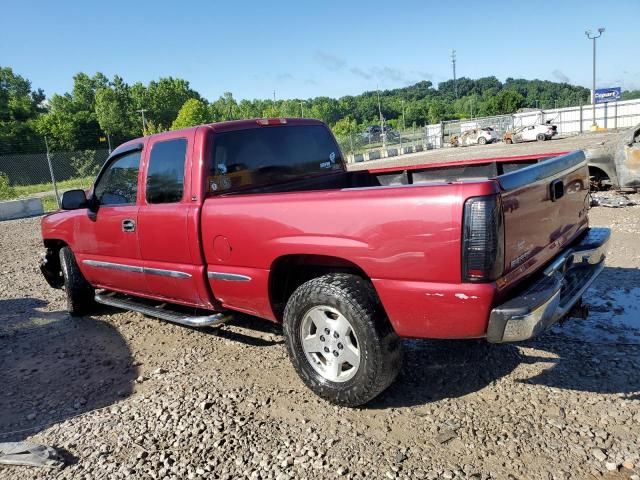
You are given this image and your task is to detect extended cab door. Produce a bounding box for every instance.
[137,131,211,307]
[74,146,147,295]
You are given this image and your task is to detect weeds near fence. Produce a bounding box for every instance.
[12,176,95,198]
[0,173,17,201]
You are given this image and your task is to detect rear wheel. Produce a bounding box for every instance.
[59,247,95,316]
[505,138,513,144]
[536,133,546,141]
[283,273,403,407]
[478,136,487,145]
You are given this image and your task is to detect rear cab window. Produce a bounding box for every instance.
[146,138,187,204]
[207,125,342,193]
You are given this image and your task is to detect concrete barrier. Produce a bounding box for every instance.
[414,144,424,152]
[0,198,44,221]
[401,146,414,155]
[385,148,398,157]
[353,153,365,163]
[366,150,381,161]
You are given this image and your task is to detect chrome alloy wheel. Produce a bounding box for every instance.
[299,305,361,383]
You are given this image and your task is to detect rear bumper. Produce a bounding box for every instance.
[486,227,610,343]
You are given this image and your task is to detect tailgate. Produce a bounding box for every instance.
[497,151,590,285]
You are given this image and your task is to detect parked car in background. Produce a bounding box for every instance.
[361,125,399,143]
[451,127,499,147]
[504,123,558,143]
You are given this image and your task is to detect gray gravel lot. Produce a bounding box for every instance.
[347,132,620,171]
[1,194,639,480]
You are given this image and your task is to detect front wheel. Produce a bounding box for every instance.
[283,274,402,407]
[478,136,487,145]
[59,247,95,316]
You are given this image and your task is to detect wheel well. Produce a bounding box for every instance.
[588,166,612,191]
[42,239,68,288]
[269,255,370,320]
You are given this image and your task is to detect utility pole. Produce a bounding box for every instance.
[401,99,406,131]
[451,50,458,99]
[377,85,385,148]
[585,28,605,128]
[299,101,305,118]
[44,136,60,208]
[136,108,148,134]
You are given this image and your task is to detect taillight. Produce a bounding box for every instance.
[462,195,504,282]
[256,118,287,126]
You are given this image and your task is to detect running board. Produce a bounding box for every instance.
[94,292,231,328]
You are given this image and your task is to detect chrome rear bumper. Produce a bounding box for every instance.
[486,227,610,343]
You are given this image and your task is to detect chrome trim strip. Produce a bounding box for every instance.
[144,267,192,279]
[83,259,143,274]
[207,272,252,282]
[83,260,191,279]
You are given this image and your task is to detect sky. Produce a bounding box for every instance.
[1,0,638,102]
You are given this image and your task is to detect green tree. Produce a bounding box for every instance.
[171,98,211,129]
[146,77,201,128]
[95,76,137,141]
[0,67,44,153]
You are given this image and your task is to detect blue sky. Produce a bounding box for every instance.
[1,0,638,101]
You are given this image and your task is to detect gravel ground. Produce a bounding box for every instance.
[1,193,640,480]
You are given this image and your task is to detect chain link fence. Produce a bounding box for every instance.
[0,142,109,212]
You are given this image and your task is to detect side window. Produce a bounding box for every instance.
[94,151,141,206]
[146,138,187,204]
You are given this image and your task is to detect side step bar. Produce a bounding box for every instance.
[95,291,231,328]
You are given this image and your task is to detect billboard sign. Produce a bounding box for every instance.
[594,87,621,104]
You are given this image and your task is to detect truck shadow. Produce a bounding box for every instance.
[372,265,640,408]
[0,298,138,442]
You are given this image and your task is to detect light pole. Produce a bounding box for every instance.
[136,108,148,134]
[299,101,305,118]
[585,28,605,128]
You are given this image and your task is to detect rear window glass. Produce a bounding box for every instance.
[208,125,342,192]
[146,138,187,204]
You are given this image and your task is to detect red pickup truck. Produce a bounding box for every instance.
[40,118,609,406]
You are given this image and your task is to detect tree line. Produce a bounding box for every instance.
[2,65,639,154]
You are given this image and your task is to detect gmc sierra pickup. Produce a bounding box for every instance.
[40,118,610,406]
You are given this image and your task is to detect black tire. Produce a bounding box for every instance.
[478,136,487,145]
[505,138,513,144]
[59,247,95,316]
[536,133,547,141]
[283,273,403,407]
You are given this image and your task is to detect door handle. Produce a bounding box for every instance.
[122,219,136,232]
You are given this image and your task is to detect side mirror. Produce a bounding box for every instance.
[61,189,88,210]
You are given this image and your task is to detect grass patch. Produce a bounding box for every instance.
[41,194,60,213]
[13,176,94,198]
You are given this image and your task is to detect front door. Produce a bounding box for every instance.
[74,147,146,295]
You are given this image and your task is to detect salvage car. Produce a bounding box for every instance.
[451,127,499,146]
[40,118,610,406]
[504,123,558,143]
[585,123,640,191]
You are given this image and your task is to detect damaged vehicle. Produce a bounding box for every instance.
[39,118,609,406]
[504,123,558,143]
[585,123,640,191]
[451,127,499,146]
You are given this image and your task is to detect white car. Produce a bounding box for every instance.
[453,127,499,146]
[506,124,558,143]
